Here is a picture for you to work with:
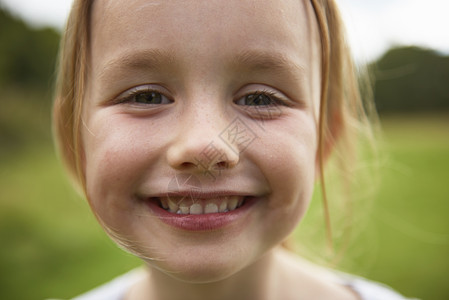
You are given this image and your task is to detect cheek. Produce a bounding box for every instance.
[267,116,317,193]
[82,114,163,213]
[251,114,318,233]
[267,140,316,217]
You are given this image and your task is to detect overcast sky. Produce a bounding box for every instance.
[1,0,449,62]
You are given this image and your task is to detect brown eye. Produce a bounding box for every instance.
[244,94,273,106]
[134,91,171,104]
[236,92,283,106]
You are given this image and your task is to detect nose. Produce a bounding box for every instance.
[166,108,240,178]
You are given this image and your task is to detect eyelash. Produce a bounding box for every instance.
[114,87,288,109]
[235,90,288,107]
[115,87,173,105]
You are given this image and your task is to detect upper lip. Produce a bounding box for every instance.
[150,190,255,199]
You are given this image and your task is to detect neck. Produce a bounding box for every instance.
[130,249,281,300]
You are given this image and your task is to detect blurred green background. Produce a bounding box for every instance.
[1,6,448,300]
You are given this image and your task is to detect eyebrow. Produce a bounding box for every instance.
[97,49,176,81]
[230,49,306,78]
[97,48,305,82]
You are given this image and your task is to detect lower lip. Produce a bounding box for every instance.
[145,197,257,231]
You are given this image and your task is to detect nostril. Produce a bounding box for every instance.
[216,161,229,169]
[179,162,197,169]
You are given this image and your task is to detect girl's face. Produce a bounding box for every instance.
[83,0,321,282]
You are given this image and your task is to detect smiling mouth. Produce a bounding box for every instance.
[154,196,246,215]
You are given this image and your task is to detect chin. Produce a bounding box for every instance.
[146,251,251,283]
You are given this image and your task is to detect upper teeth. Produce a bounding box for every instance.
[159,196,244,215]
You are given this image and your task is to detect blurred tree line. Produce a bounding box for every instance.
[372,46,449,113]
[0,7,59,91]
[0,6,59,157]
[0,5,448,155]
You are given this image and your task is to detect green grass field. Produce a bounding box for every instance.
[1,114,448,300]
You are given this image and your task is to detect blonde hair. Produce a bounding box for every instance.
[310,0,376,251]
[53,0,92,192]
[53,0,375,253]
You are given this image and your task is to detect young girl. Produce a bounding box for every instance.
[53,0,415,299]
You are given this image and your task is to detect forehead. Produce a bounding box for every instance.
[90,0,320,67]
